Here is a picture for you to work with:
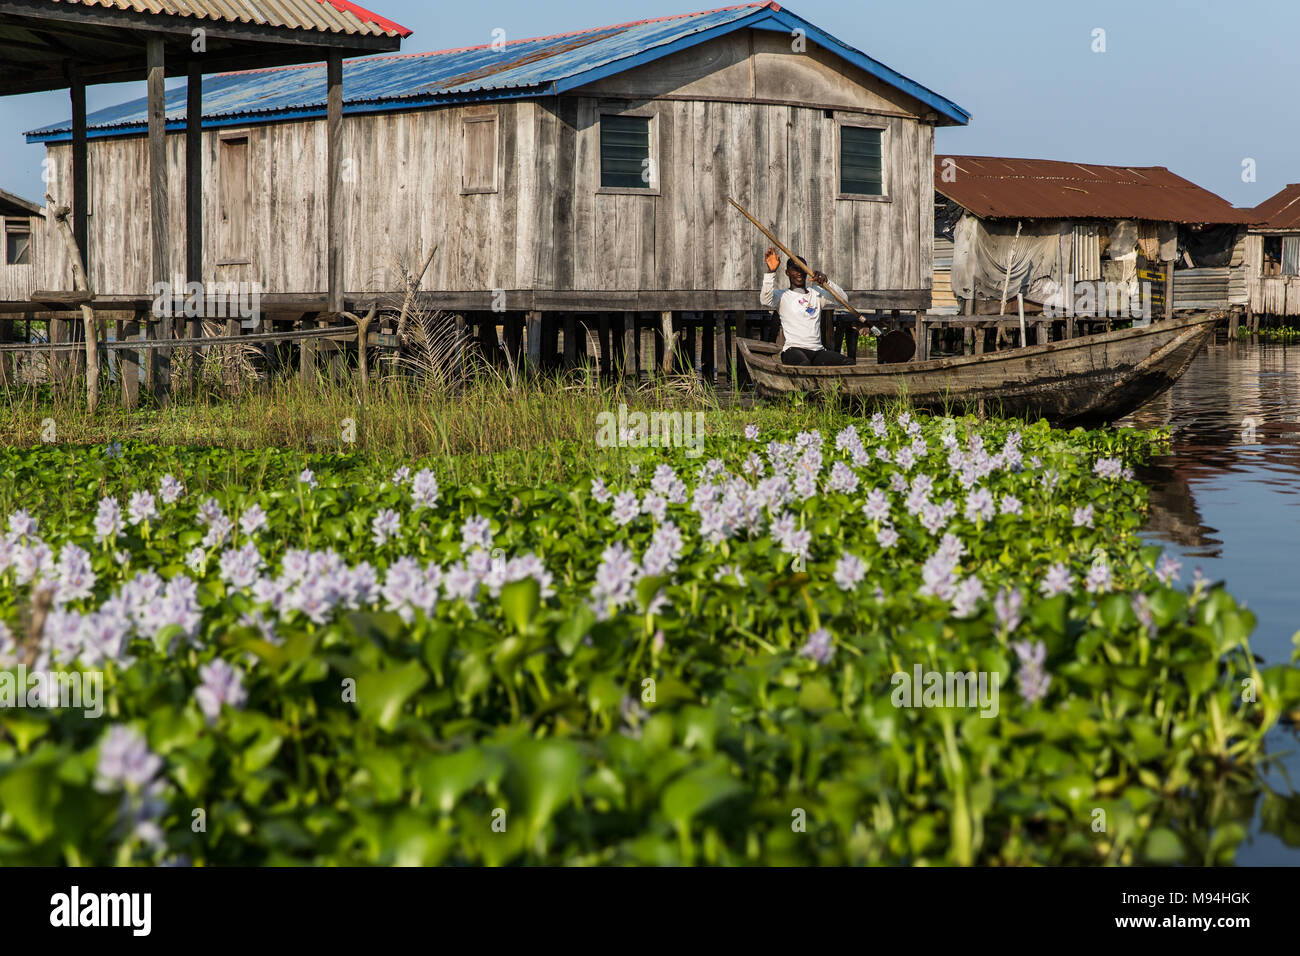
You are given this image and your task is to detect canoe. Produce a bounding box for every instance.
[736,312,1219,426]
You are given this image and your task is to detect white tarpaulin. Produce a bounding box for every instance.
[950,216,1073,306]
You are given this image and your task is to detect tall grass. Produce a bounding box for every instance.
[0,369,866,485]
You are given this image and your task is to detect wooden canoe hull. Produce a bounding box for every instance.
[737,313,1219,426]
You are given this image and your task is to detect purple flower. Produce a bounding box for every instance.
[185,548,206,575]
[863,489,890,522]
[799,627,835,665]
[951,576,986,618]
[745,423,760,441]
[1094,457,1124,480]
[964,487,994,523]
[590,477,611,504]
[194,659,247,724]
[1040,563,1073,598]
[371,508,401,547]
[1012,640,1051,704]
[994,587,1023,635]
[94,496,123,542]
[219,541,264,590]
[590,542,639,616]
[411,469,439,509]
[461,515,492,551]
[834,552,866,590]
[1073,504,1094,528]
[876,524,899,549]
[1154,553,1182,585]
[1084,560,1112,594]
[127,491,158,526]
[159,473,185,504]
[826,461,859,494]
[611,490,640,527]
[1132,593,1157,638]
[96,725,162,792]
[999,494,1022,516]
[391,466,411,486]
[239,504,268,537]
[298,468,318,489]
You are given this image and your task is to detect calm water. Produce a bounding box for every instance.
[1120,338,1300,865]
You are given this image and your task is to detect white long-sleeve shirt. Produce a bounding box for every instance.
[760,271,846,351]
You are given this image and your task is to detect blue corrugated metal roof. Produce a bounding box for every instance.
[26,2,969,142]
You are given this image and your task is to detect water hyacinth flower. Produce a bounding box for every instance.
[185,547,206,576]
[994,587,1023,635]
[94,496,124,543]
[1084,560,1113,594]
[239,504,268,537]
[1154,553,1182,585]
[1012,640,1052,704]
[219,542,264,590]
[95,725,162,793]
[590,477,611,504]
[410,469,439,509]
[1132,593,1157,638]
[610,490,640,527]
[104,441,124,460]
[370,509,401,547]
[641,492,668,523]
[863,489,891,522]
[461,515,492,551]
[590,542,639,617]
[876,524,899,549]
[7,508,37,539]
[391,466,411,486]
[194,658,248,724]
[1040,563,1074,598]
[201,512,233,550]
[158,473,185,504]
[999,494,1023,516]
[964,487,994,523]
[54,544,96,604]
[713,564,746,586]
[833,552,866,591]
[799,628,835,665]
[127,491,158,527]
[889,472,908,493]
[1093,457,1125,480]
[895,446,916,472]
[1073,504,1094,528]
[826,460,859,495]
[744,423,760,441]
[298,468,318,490]
[951,576,985,618]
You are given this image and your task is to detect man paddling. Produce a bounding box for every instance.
[759,246,854,366]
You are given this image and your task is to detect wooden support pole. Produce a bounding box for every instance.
[1165,260,1174,322]
[121,311,142,408]
[659,311,675,375]
[299,312,318,383]
[147,36,170,400]
[912,312,928,362]
[70,68,88,284]
[81,305,98,414]
[733,309,748,385]
[525,311,542,369]
[597,313,611,378]
[685,315,697,372]
[714,310,727,386]
[563,314,577,367]
[186,57,203,387]
[623,312,637,381]
[701,312,715,381]
[326,52,344,316]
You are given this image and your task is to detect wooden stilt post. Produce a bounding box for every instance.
[186,57,204,390]
[1165,260,1174,322]
[81,305,98,413]
[121,311,142,409]
[623,312,637,381]
[713,311,727,386]
[525,311,542,370]
[146,36,170,401]
[700,312,715,381]
[733,310,748,385]
[659,311,674,375]
[563,314,577,368]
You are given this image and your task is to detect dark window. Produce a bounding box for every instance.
[462,115,498,194]
[600,115,651,189]
[4,221,30,265]
[840,126,883,196]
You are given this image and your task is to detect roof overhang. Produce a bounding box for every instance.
[0,0,408,96]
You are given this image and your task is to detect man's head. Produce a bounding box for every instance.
[786,255,809,289]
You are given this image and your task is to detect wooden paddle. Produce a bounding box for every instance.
[727,195,864,320]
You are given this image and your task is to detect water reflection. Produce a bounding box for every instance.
[1120,337,1300,865]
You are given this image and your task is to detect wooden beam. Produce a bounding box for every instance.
[326,51,344,315]
[70,67,87,278]
[147,35,170,399]
[185,57,203,386]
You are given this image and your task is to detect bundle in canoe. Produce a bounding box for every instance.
[737,312,1219,427]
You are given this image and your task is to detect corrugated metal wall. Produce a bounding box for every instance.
[1171,267,1230,311]
[1072,224,1100,280]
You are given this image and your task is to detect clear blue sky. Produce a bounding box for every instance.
[0,0,1289,207]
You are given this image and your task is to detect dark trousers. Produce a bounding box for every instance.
[780,346,853,366]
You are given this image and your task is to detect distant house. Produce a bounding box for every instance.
[1243,184,1300,318]
[27,2,968,328]
[0,188,42,302]
[933,156,1253,317]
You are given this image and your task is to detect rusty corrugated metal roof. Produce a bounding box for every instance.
[1248,184,1300,232]
[935,155,1255,225]
[46,0,411,38]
